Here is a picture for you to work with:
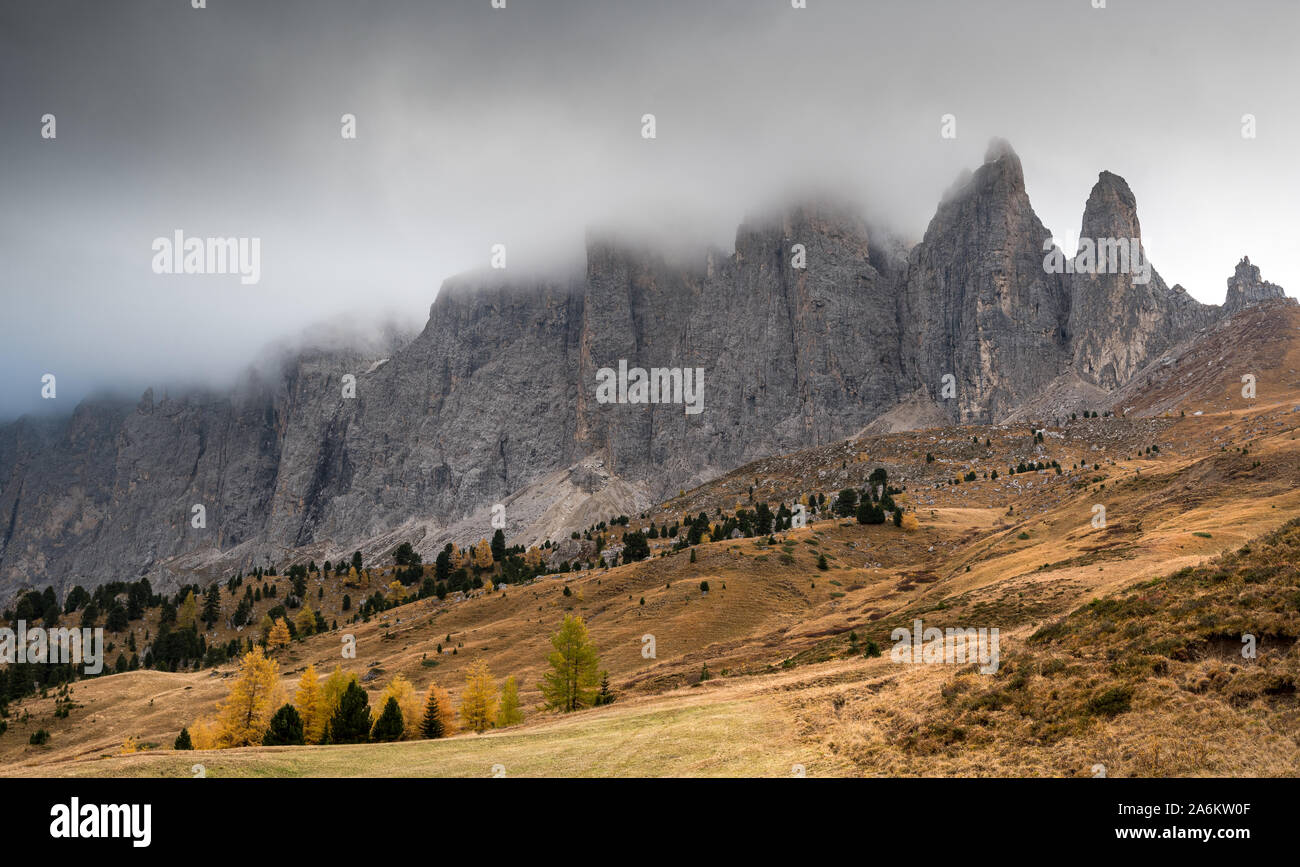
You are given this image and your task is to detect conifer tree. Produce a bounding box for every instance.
[495,675,523,727]
[459,659,498,733]
[294,603,316,637]
[320,665,357,720]
[177,591,199,631]
[216,647,283,747]
[370,696,405,742]
[593,671,615,706]
[294,664,327,744]
[268,617,291,649]
[201,584,221,629]
[263,703,306,746]
[375,674,421,740]
[328,681,371,744]
[420,683,456,738]
[539,615,601,712]
[174,727,193,750]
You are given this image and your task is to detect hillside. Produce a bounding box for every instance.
[3,301,1299,777]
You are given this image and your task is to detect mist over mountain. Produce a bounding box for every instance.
[0,140,1290,596]
[3,0,1299,420]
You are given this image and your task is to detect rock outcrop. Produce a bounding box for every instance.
[1224,256,1288,313]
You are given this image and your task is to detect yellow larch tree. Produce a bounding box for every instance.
[495,675,523,728]
[294,603,316,637]
[294,664,327,743]
[216,646,283,747]
[177,591,199,631]
[267,617,291,649]
[188,716,221,750]
[471,539,494,570]
[458,659,498,733]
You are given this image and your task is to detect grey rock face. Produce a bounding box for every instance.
[900,141,1072,424]
[1223,256,1288,313]
[0,141,1286,596]
[1066,171,1218,389]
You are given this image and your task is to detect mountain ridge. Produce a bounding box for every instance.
[0,140,1291,596]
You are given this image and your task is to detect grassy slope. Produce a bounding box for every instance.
[5,303,1300,777]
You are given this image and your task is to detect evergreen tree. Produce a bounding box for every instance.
[328,682,371,744]
[201,584,221,628]
[174,727,193,750]
[593,671,615,706]
[263,703,306,746]
[420,684,455,738]
[370,697,405,742]
[490,529,506,563]
[621,531,650,562]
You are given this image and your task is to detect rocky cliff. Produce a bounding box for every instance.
[0,141,1287,596]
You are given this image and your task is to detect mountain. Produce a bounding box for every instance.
[1066,170,1218,390]
[0,141,1289,595]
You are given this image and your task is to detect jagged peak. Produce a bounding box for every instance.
[983,137,1019,165]
[1080,170,1141,240]
[934,139,1026,213]
[1224,256,1288,311]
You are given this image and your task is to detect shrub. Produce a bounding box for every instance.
[1087,685,1133,718]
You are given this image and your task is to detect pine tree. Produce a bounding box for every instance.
[216,647,283,747]
[201,584,221,628]
[593,671,614,706]
[539,615,601,712]
[495,675,523,728]
[459,659,498,733]
[320,665,357,721]
[491,529,506,563]
[328,682,371,744]
[370,697,405,742]
[375,674,421,740]
[420,683,456,738]
[294,664,327,744]
[263,703,306,745]
[174,727,193,750]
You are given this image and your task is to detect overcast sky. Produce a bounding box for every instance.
[2,0,1297,420]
